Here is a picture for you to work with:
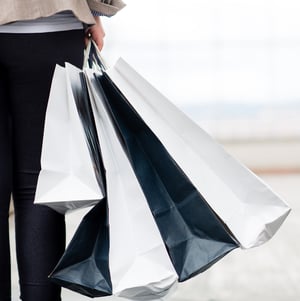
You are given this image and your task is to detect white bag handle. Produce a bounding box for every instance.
[83,40,108,71]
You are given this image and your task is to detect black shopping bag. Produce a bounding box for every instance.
[50,198,112,297]
[49,66,111,297]
[93,72,238,282]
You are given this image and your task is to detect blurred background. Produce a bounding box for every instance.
[10,0,300,300]
[100,0,300,173]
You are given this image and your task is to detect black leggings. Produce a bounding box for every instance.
[0,30,84,301]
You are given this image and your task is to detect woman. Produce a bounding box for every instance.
[0,1,125,300]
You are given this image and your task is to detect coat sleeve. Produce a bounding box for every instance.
[87,0,126,17]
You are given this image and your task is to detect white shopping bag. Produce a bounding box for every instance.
[84,66,178,300]
[105,58,291,249]
[34,65,104,214]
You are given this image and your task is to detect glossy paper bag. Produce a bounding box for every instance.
[34,65,104,214]
[105,58,291,249]
[53,65,178,299]
[94,72,238,282]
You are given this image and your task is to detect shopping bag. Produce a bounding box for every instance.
[34,64,104,214]
[85,67,178,299]
[52,64,178,300]
[104,58,291,249]
[50,198,112,297]
[93,71,238,282]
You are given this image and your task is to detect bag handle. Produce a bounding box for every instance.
[84,40,108,71]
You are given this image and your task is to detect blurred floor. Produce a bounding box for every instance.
[9,142,299,301]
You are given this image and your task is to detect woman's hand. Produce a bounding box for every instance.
[85,16,105,50]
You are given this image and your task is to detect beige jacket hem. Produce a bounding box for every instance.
[0,0,126,26]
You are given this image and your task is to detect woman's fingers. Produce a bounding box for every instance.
[85,16,105,50]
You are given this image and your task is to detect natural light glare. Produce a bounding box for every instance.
[102,0,300,106]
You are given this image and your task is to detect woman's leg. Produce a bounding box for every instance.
[3,30,85,301]
[0,62,13,301]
